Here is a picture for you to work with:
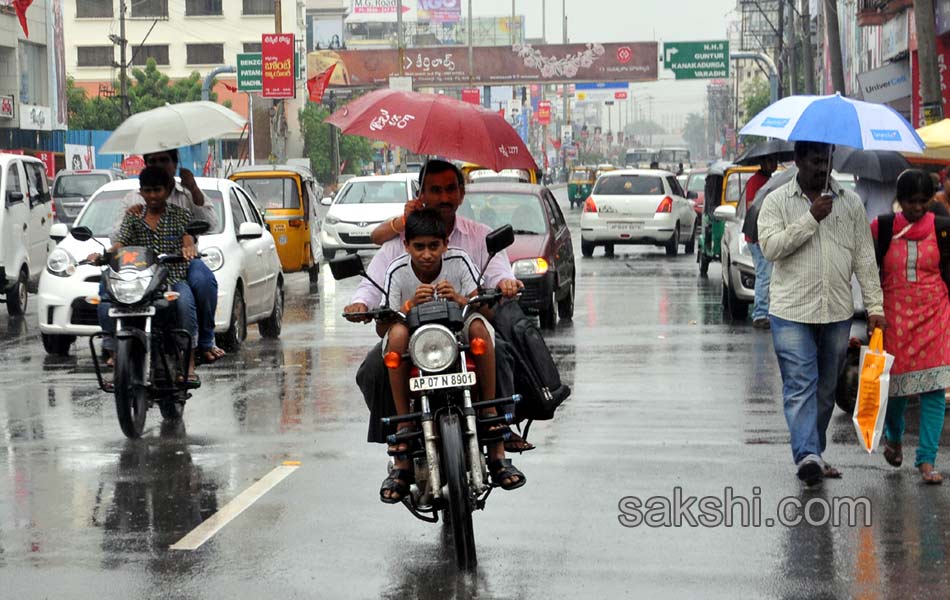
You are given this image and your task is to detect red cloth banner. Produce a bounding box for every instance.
[461,88,480,104]
[537,100,552,125]
[307,64,337,103]
[262,33,296,99]
[14,0,33,38]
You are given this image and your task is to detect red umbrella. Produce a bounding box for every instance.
[324,89,538,172]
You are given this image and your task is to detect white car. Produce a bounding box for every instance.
[37,178,284,356]
[580,168,697,258]
[319,174,419,260]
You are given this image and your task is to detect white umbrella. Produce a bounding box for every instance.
[100,101,246,155]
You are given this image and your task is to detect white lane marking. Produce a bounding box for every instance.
[169,462,300,551]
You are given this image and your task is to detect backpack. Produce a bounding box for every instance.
[492,300,571,422]
[875,213,950,293]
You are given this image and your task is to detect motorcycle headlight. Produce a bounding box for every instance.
[408,325,459,373]
[324,214,340,226]
[512,258,549,276]
[47,248,76,276]
[202,246,225,271]
[109,273,151,304]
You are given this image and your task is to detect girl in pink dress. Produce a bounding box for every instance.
[870,170,950,484]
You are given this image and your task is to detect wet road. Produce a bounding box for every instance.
[2,186,950,598]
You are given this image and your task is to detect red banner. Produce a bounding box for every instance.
[461,88,481,104]
[262,33,296,99]
[307,64,336,103]
[537,100,552,125]
[911,35,950,127]
[614,91,628,100]
[121,155,145,176]
[35,151,55,178]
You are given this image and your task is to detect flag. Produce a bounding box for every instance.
[223,82,238,93]
[307,64,336,104]
[14,0,33,37]
[202,152,214,177]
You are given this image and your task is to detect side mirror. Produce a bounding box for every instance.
[713,205,738,222]
[236,221,264,240]
[329,254,364,281]
[686,191,699,200]
[186,220,211,238]
[485,224,515,254]
[70,226,94,242]
[321,196,333,206]
[6,190,24,205]
[50,223,68,242]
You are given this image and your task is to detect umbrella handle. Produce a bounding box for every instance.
[824,144,835,193]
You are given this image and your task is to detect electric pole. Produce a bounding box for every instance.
[823,0,845,93]
[271,0,286,163]
[801,0,815,94]
[916,0,944,124]
[118,0,128,120]
[777,0,785,98]
[788,0,799,95]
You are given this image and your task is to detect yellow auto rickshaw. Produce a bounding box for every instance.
[229,164,323,290]
[568,166,595,209]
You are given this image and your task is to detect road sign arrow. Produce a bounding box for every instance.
[665,47,679,63]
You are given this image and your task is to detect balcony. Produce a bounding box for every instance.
[858,0,913,27]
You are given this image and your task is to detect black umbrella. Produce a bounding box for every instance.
[832,147,910,182]
[735,139,795,165]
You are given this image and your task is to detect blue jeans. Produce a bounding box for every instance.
[98,281,198,352]
[187,259,218,352]
[748,242,772,321]
[885,390,947,467]
[770,316,852,465]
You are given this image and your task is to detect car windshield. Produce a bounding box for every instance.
[835,176,856,192]
[75,188,225,237]
[235,177,300,210]
[462,192,546,234]
[570,169,590,180]
[53,174,111,197]
[658,149,690,163]
[593,175,665,195]
[687,174,707,192]
[335,181,408,204]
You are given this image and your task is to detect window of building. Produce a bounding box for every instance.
[186,43,224,65]
[18,42,48,105]
[243,42,262,53]
[76,0,113,18]
[130,45,169,66]
[77,46,114,67]
[242,0,274,15]
[130,0,167,18]
[185,0,222,16]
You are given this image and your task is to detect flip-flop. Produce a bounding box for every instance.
[883,440,903,467]
[920,465,943,485]
[822,464,842,479]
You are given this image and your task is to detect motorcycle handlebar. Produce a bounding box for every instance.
[342,307,401,321]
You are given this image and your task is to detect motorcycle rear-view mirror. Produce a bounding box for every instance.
[70,226,94,242]
[329,254,365,281]
[485,225,514,255]
[186,220,211,237]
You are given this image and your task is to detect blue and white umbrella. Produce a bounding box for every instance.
[740,93,925,154]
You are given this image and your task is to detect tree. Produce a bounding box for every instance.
[742,79,771,127]
[625,120,665,136]
[299,103,374,183]
[682,112,706,159]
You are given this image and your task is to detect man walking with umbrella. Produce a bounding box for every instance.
[758,141,886,487]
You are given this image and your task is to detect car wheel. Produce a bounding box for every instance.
[6,269,28,316]
[308,264,319,294]
[723,269,749,320]
[581,240,595,258]
[604,243,615,257]
[258,280,284,339]
[665,227,680,257]
[683,225,696,255]
[557,279,575,320]
[322,247,337,261]
[699,252,710,277]
[539,289,557,329]
[42,333,75,356]
[216,288,247,352]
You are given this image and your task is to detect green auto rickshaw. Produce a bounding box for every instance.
[568,167,596,209]
[697,162,760,276]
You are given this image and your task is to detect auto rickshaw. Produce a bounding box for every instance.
[567,166,595,209]
[697,162,760,276]
[229,164,323,290]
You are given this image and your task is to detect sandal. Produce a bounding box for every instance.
[883,439,903,467]
[176,373,201,388]
[488,458,526,491]
[920,464,944,485]
[380,468,414,503]
[822,464,842,479]
[387,424,418,458]
[504,431,536,454]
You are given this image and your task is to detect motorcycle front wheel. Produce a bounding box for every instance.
[114,337,148,438]
[439,412,477,570]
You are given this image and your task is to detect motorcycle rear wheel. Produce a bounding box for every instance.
[439,413,477,570]
[159,398,185,421]
[114,337,148,438]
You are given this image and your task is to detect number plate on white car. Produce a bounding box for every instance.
[607,222,643,231]
[410,371,477,392]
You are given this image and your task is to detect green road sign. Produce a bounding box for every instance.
[237,53,262,92]
[663,41,729,80]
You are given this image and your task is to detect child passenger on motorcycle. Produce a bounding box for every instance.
[377,209,526,503]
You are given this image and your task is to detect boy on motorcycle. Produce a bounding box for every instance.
[378,209,526,503]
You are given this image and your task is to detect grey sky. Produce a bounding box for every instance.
[471,0,739,125]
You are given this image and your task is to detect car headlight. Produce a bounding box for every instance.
[324,214,340,225]
[47,248,76,276]
[512,258,549,276]
[202,246,225,271]
[408,325,459,373]
[109,274,151,304]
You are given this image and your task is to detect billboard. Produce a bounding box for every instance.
[308,42,658,88]
[418,0,460,23]
[262,34,296,99]
[348,0,414,23]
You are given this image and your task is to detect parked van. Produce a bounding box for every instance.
[1,153,53,315]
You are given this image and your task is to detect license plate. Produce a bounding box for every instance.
[109,306,156,317]
[271,223,286,232]
[410,371,476,392]
[608,222,643,231]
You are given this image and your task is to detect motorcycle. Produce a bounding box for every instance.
[71,222,209,438]
[331,224,521,570]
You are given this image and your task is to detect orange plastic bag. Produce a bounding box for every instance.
[853,328,895,453]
